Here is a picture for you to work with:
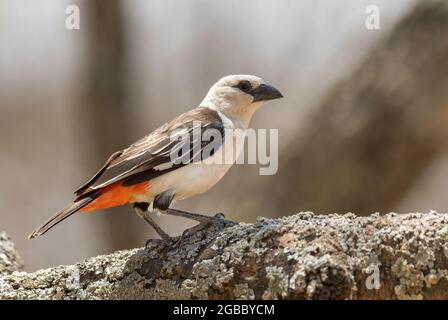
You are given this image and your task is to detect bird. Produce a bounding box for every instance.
[28,75,283,241]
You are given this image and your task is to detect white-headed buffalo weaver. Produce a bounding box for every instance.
[29,75,283,241]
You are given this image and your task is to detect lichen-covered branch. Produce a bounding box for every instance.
[0,232,24,275]
[1,212,448,299]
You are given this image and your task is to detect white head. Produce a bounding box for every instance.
[201,75,283,126]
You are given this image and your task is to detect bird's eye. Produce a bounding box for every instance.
[236,80,252,93]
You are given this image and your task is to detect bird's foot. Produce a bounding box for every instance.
[179,212,235,241]
[180,222,210,240]
[145,236,177,249]
[212,212,237,226]
[214,212,226,219]
[145,212,236,247]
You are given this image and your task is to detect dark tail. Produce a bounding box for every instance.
[28,196,96,239]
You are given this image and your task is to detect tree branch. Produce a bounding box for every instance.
[0,232,24,276]
[1,212,448,299]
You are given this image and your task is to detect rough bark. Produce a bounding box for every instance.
[253,0,448,216]
[1,212,448,300]
[0,232,24,275]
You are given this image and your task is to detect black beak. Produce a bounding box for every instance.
[251,83,283,102]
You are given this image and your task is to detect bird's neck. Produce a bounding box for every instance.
[203,101,263,128]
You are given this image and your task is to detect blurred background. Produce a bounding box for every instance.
[3,0,448,271]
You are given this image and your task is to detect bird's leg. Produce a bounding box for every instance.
[164,208,235,225]
[179,213,229,239]
[153,191,235,240]
[133,202,171,242]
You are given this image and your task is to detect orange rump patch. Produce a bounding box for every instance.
[80,181,150,213]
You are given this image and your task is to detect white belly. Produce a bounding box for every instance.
[150,162,233,201]
[133,126,246,203]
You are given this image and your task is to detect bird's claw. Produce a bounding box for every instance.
[179,214,235,240]
[214,212,226,219]
[213,213,237,226]
[180,222,209,240]
[145,212,236,248]
[145,236,175,248]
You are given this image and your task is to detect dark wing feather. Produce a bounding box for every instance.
[75,107,224,197]
[74,151,122,196]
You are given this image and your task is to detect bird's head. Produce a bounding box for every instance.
[201,75,283,125]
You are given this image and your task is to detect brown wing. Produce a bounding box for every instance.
[75,107,224,197]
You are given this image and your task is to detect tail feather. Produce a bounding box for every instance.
[28,196,96,239]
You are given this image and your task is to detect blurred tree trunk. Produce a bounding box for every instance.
[250,0,448,216]
[83,0,140,249]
